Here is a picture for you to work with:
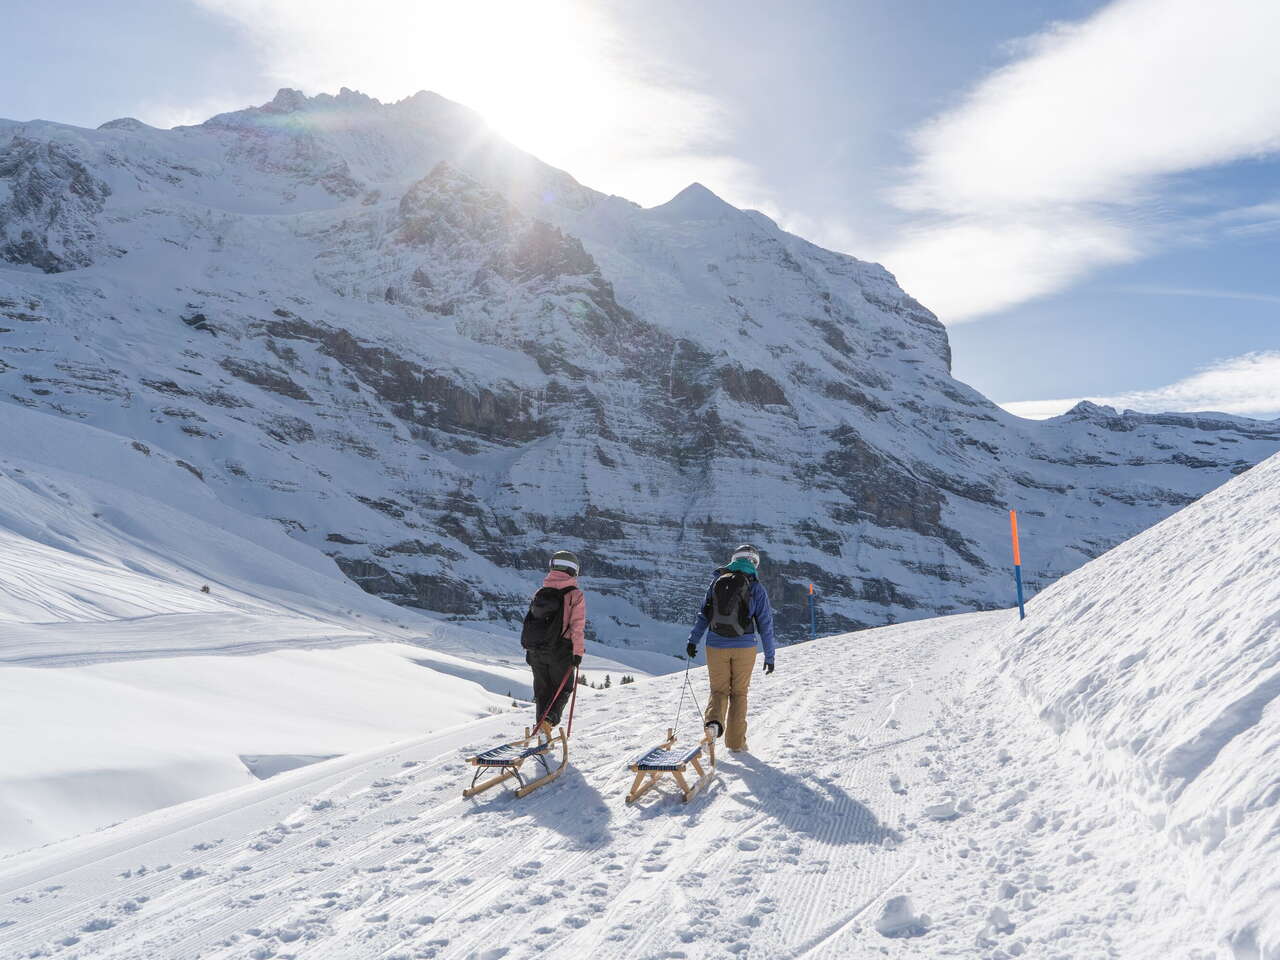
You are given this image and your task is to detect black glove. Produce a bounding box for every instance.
[686,642,698,659]
[572,654,582,667]
[763,661,774,675]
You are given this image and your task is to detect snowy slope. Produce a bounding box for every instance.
[5,450,1274,957]
[1001,450,1280,957]
[0,612,1232,959]
[0,405,663,855]
[2,88,1277,649]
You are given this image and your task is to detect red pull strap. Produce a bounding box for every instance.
[566,668,580,739]
[534,665,575,732]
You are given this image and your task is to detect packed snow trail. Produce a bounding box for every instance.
[0,612,1222,959]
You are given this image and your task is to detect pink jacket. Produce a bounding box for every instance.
[543,570,586,656]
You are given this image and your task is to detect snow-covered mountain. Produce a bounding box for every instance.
[2,87,1277,647]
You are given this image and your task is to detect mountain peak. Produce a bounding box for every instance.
[204,87,384,127]
[650,182,738,221]
[98,117,154,132]
[264,88,310,114]
[1064,400,1121,419]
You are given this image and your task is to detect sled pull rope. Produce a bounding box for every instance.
[673,655,690,737]
[566,667,580,739]
[686,668,704,727]
[672,655,704,738]
[535,666,575,733]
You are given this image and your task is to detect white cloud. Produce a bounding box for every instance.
[886,212,1138,321]
[1111,284,1280,306]
[884,0,1280,322]
[1001,351,1280,420]
[190,0,762,208]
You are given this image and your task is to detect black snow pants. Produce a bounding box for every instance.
[526,639,575,728]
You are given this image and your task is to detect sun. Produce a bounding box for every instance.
[199,0,717,204]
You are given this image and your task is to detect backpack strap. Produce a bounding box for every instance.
[558,585,579,639]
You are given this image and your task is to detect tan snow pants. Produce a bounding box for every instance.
[705,646,757,751]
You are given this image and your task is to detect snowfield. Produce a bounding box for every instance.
[0,611,1238,959]
[0,406,661,856]
[1001,448,1280,957]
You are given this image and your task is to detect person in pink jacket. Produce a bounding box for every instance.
[520,550,587,734]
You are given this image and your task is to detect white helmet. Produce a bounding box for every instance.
[729,543,760,568]
[549,550,580,575]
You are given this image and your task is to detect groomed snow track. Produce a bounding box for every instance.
[0,611,1224,959]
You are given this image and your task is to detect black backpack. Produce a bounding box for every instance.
[520,585,577,649]
[704,571,753,638]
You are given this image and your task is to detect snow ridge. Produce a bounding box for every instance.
[1001,451,1280,955]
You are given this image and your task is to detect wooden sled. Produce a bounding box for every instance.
[464,724,569,799]
[625,727,716,805]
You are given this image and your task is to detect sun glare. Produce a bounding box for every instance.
[440,3,613,159]
[198,0,734,205]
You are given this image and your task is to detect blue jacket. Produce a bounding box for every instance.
[687,563,776,663]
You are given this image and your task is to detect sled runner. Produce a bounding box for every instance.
[463,723,570,799]
[625,727,716,805]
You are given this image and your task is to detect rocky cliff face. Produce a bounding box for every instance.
[1,91,1277,649]
[0,135,120,272]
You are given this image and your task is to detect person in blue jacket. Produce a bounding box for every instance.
[685,543,775,753]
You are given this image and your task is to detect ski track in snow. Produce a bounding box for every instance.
[0,612,1224,959]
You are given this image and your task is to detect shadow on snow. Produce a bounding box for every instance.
[460,764,614,850]
[726,753,902,846]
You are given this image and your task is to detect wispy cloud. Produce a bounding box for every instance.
[883,0,1280,322]
[190,0,762,208]
[1111,284,1280,306]
[1001,351,1280,420]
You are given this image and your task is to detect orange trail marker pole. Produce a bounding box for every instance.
[1010,510,1026,620]
[808,583,817,639]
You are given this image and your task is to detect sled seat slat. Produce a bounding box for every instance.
[633,743,702,771]
[472,742,550,767]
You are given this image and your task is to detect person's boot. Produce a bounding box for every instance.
[536,719,554,741]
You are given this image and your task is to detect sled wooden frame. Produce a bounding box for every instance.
[463,724,569,799]
[625,727,716,805]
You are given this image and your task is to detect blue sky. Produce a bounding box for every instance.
[4,0,1277,417]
